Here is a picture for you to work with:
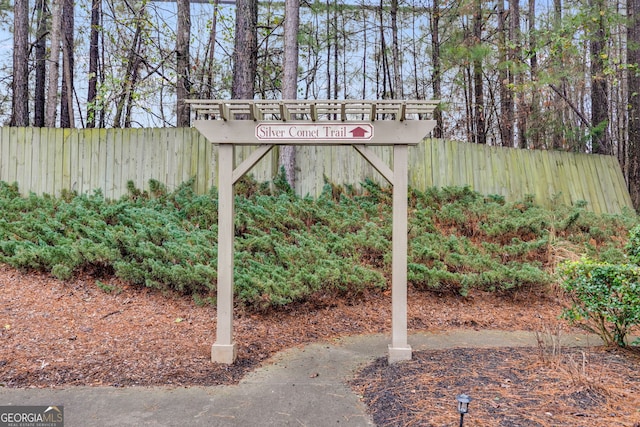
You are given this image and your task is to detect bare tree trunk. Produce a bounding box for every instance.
[123,53,142,128]
[203,0,220,99]
[498,0,512,146]
[391,0,402,98]
[342,27,348,99]
[529,0,541,148]
[552,0,565,149]
[87,0,100,128]
[362,6,368,100]
[45,0,62,128]
[464,50,473,142]
[332,2,338,101]
[232,0,258,99]
[473,0,486,144]
[378,2,391,99]
[616,0,627,174]
[590,0,610,154]
[99,4,106,129]
[34,0,47,127]
[176,0,191,127]
[60,0,75,128]
[255,1,270,100]
[302,12,321,99]
[628,0,640,209]
[430,0,443,137]
[326,0,332,100]
[283,1,299,99]
[411,9,419,99]
[280,0,300,186]
[512,0,526,148]
[113,11,144,128]
[11,0,29,127]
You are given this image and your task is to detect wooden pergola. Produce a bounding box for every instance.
[188,99,438,364]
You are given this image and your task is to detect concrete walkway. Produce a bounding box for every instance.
[0,330,602,427]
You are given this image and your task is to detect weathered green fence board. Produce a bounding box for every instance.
[54,129,64,193]
[14,128,24,190]
[553,154,571,204]
[474,144,484,191]
[568,154,587,204]
[0,127,633,215]
[509,147,521,198]
[412,142,422,189]
[126,128,137,191]
[80,128,89,192]
[608,154,634,211]
[104,129,115,198]
[432,139,445,188]
[177,127,190,186]
[71,129,81,191]
[460,144,470,186]
[42,127,51,195]
[135,129,146,191]
[0,129,7,181]
[532,150,549,207]
[585,156,601,211]
[599,156,618,211]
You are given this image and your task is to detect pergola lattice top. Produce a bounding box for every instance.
[188,99,439,122]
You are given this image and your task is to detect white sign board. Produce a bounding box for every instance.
[256,123,374,141]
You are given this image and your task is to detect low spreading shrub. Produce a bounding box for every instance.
[0,177,635,310]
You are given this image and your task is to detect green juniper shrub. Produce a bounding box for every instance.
[407,191,556,295]
[0,178,636,311]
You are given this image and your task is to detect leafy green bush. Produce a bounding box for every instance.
[560,259,640,346]
[626,224,640,265]
[559,223,640,347]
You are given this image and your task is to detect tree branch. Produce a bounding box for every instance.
[549,83,590,128]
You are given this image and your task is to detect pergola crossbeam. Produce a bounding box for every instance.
[353,145,394,184]
[232,145,275,184]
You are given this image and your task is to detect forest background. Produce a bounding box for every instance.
[4,0,640,210]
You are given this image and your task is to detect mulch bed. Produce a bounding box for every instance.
[1,264,565,389]
[2,265,640,426]
[350,346,640,426]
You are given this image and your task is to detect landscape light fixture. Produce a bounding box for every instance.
[456,394,471,427]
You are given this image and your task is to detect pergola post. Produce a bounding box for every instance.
[211,143,237,363]
[389,144,411,362]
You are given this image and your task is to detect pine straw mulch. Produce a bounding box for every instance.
[1,264,640,426]
[350,346,640,426]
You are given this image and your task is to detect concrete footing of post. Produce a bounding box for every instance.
[388,344,412,364]
[212,343,237,364]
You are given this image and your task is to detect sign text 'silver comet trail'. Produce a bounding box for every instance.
[255,123,374,141]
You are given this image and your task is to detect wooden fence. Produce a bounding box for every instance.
[0,127,633,215]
